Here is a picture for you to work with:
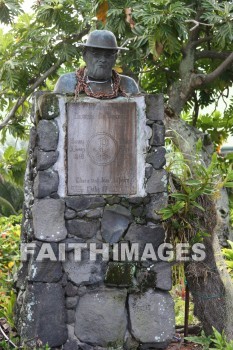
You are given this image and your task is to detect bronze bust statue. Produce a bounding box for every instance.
[54,30,139,97]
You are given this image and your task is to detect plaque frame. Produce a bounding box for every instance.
[66,101,137,195]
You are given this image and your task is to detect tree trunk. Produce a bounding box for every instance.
[185,232,233,339]
[164,111,233,340]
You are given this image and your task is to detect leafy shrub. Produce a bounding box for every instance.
[222,240,233,279]
[0,146,26,186]
[161,140,233,245]
[185,327,233,349]
[0,214,21,326]
[173,293,198,326]
[0,145,25,216]
[0,180,24,216]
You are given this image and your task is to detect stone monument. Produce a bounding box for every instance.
[16,30,175,349]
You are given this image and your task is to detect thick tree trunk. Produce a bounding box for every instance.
[161,5,233,339]
[185,232,233,339]
[165,115,213,165]
[164,112,233,340]
[185,237,228,337]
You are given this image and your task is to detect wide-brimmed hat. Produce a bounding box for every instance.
[78,30,129,50]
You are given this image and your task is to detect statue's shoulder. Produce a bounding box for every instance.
[119,74,139,94]
[54,72,77,94]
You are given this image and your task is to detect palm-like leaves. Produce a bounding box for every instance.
[0,178,24,216]
[0,0,23,24]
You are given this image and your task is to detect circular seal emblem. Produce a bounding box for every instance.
[87,132,118,165]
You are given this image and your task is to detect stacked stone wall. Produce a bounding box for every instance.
[16,93,175,350]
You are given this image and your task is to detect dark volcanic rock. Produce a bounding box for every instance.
[65,282,78,297]
[20,283,67,348]
[65,196,105,211]
[33,169,59,198]
[65,208,77,220]
[153,262,172,291]
[36,150,59,170]
[86,208,103,219]
[32,199,67,242]
[146,169,167,194]
[145,94,164,121]
[105,196,121,205]
[66,296,79,309]
[137,262,172,291]
[125,223,165,256]
[75,289,127,347]
[67,309,76,324]
[146,147,166,169]
[38,93,60,120]
[28,242,63,283]
[63,340,79,350]
[129,289,175,345]
[66,219,100,239]
[145,192,168,221]
[150,123,165,146]
[37,120,59,151]
[101,204,132,243]
[15,262,29,290]
[145,165,153,179]
[63,250,105,286]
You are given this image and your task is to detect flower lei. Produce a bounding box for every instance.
[75,67,127,99]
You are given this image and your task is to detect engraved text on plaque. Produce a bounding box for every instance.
[67,102,137,195]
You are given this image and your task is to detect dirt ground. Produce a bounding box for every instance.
[166,341,203,350]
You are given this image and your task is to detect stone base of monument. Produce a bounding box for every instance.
[15,93,175,349]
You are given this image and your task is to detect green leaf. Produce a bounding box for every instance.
[191,201,205,212]
[225,171,233,181]
[0,196,17,215]
[171,201,186,213]
[0,0,23,24]
[185,332,211,348]
[170,193,188,200]
[184,179,202,186]
[161,210,174,220]
[226,261,233,269]
[227,240,233,250]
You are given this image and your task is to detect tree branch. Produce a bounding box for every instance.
[183,10,205,55]
[196,50,232,60]
[0,28,90,131]
[185,19,212,32]
[192,52,233,88]
[0,58,65,131]
[60,28,90,45]
[192,36,213,47]
[188,9,204,42]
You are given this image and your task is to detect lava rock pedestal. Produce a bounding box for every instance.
[16,93,175,350]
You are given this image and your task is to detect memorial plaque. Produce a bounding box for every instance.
[67,102,137,195]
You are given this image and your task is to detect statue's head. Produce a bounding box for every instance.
[79,30,127,81]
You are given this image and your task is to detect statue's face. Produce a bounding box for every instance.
[83,47,117,80]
